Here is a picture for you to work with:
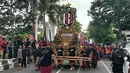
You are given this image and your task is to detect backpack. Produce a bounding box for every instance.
[113,49,124,65]
[38,54,44,66]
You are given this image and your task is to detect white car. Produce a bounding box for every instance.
[123,43,130,73]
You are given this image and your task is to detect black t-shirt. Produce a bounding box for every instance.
[22,49,28,58]
[38,47,53,66]
[31,41,36,49]
[25,40,30,48]
[81,49,91,57]
[32,49,40,57]
[56,47,64,56]
[17,40,23,47]
[68,47,76,56]
[13,40,17,47]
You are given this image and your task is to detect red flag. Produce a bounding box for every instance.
[28,34,34,40]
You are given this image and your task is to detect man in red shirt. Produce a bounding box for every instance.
[0,36,3,58]
[96,45,102,60]
[2,38,7,59]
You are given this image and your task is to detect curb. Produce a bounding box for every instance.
[0,58,18,71]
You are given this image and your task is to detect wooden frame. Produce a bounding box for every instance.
[52,56,91,66]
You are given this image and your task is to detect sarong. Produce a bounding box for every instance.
[58,60,63,64]
[92,55,98,62]
[40,65,52,73]
[69,59,75,65]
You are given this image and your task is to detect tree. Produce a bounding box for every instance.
[88,0,130,42]
[38,32,43,40]
[87,21,116,43]
[37,0,60,33]
[0,0,16,35]
[73,21,82,32]
[0,0,36,35]
[88,0,130,30]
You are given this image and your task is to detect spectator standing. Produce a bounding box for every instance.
[31,40,36,50]
[25,38,31,49]
[21,45,27,68]
[105,47,112,60]
[13,37,18,58]
[96,45,101,60]
[7,39,13,59]
[17,46,22,71]
[0,36,3,58]
[2,38,7,59]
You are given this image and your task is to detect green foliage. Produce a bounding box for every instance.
[37,0,60,27]
[87,21,116,43]
[88,0,130,30]
[38,32,43,40]
[19,33,28,39]
[73,20,82,32]
[15,25,33,34]
[87,0,130,42]
[0,0,36,35]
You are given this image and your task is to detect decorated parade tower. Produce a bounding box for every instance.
[53,3,80,50]
[52,3,93,66]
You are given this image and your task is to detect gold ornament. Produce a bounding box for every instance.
[66,2,71,7]
[64,42,68,46]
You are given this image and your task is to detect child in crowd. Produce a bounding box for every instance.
[17,46,22,71]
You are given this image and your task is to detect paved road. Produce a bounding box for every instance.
[1,60,112,73]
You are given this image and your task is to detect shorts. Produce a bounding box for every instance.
[92,55,98,62]
[82,61,89,67]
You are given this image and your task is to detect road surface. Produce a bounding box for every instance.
[1,60,112,73]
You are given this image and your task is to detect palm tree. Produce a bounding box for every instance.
[37,0,60,33]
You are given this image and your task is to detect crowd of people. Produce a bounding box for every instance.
[0,36,35,59]
[33,40,99,73]
[0,35,127,73]
[32,41,115,73]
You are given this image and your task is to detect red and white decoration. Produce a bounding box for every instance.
[63,12,74,25]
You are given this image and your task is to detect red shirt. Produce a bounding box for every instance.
[106,47,111,54]
[96,46,101,52]
[2,41,7,48]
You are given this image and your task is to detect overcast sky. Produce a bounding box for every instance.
[62,0,93,31]
[46,0,93,30]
